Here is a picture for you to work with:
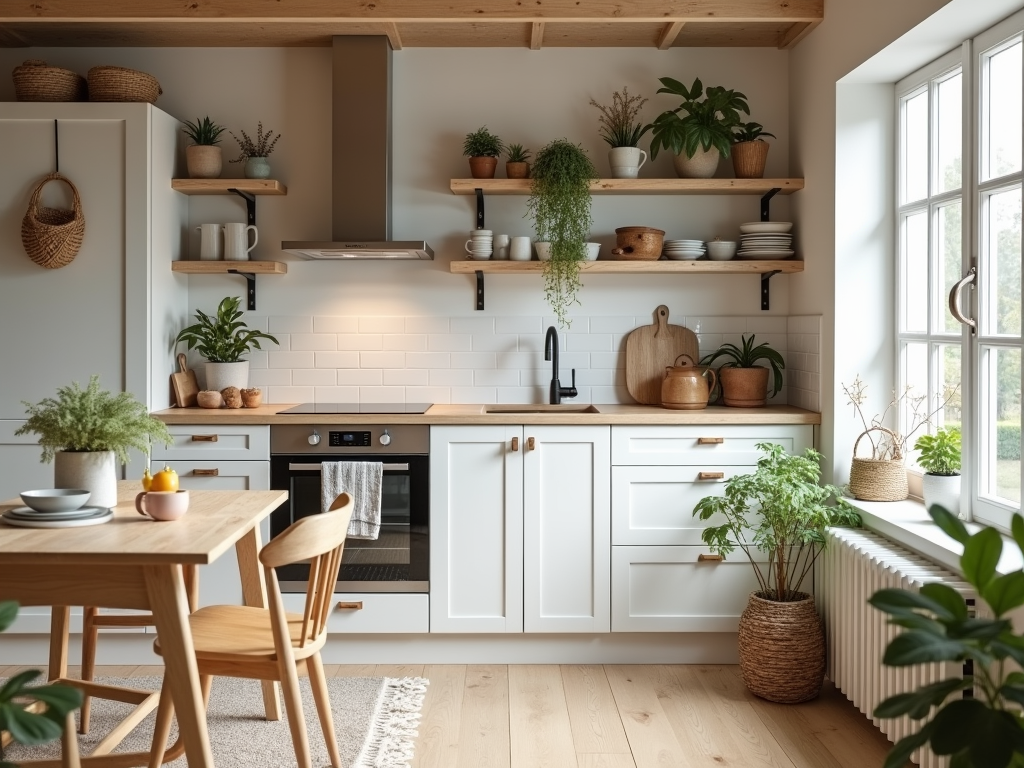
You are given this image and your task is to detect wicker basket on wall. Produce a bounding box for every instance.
[21,173,86,270]
[87,66,162,103]
[12,60,87,102]
[848,426,909,501]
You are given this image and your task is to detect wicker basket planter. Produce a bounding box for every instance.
[21,173,85,270]
[848,426,909,501]
[12,60,87,102]
[87,66,162,103]
[738,591,825,703]
[731,140,770,179]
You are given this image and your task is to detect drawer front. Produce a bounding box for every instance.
[164,460,270,491]
[611,425,811,466]
[153,425,270,462]
[612,465,752,545]
[611,546,766,632]
[282,593,429,634]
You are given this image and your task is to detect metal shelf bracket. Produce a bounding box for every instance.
[228,188,257,226]
[227,270,258,310]
[475,188,485,229]
[475,270,485,310]
[760,188,781,222]
[760,270,782,311]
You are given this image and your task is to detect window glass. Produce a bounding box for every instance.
[936,73,963,193]
[903,91,929,204]
[985,41,1022,180]
[903,342,930,442]
[938,201,963,333]
[981,346,1021,504]
[903,212,929,332]
[985,187,1022,337]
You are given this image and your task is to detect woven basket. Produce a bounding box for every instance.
[731,140,770,179]
[738,592,825,704]
[21,173,85,270]
[12,60,87,102]
[848,426,909,501]
[87,66,162,103]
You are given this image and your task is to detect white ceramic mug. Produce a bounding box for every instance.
[509,236,532,261]
[465,239,492,258]
[609,147,648,179]
[224,223,258,261]
[470,229,493,239]
[492,234,510,260]
[195,224,224,260]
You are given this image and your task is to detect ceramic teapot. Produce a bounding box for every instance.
[661,354,717,410]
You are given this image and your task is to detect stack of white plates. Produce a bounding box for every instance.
[1,505,113,528]
[663,239,706,261]
[736,222,795,259]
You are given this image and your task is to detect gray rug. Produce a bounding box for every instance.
[3,675,428,768]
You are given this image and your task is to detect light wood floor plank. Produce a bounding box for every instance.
[562,665,631,755]
[457,665,510,768]
[332,664,378,677]
[509,665,579,768]
[578,754,638,768]
[375,664,425,678]
[658,664,750,767]
[604,665,694,768]
[410,664,466,768]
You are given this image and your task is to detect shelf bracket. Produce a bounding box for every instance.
[227,270,258,310]
[475,188,485,230]
[760,270,781,311]
[760,188,781,222]
[228,188,257,226]
[475,270,485,310]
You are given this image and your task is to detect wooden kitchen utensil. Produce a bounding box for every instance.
[171,353,199,408]
[625,305,700,405]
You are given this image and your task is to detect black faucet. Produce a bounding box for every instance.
[544,326,578,405]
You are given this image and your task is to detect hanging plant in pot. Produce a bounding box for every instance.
[15,376,172,509]
[646,77,749,179]
[589,86,651,179]
[182,116,225,179]
[731,121,776,179]
[526,138,597,328]
[694,442,860,704]
[913,427,962,515]
[463,126,505,180]
[175,295,279,392]
[229,122,281,180]
[700,334,785,407]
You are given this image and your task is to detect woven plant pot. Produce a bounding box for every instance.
[12,60,87,102]
[21,172,85,269]
[186,145,223,179]
[719,366,769,407]
[87,65,162,103]
[848,426,908,501]
[731,140,770,179]
[738,591,825,704]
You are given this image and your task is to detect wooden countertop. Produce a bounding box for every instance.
[152,403,820,426]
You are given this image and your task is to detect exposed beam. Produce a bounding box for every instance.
[656,21,685,50]
[777,19,818,49]
[382,21,402,50]
[530,21,544,50]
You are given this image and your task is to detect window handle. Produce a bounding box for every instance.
[948,265,976,334]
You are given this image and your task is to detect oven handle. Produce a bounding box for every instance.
[287,462,410,472]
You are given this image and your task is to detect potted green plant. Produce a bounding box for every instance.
[463,126,505,179]
[505,143,531,179]
[526,138,598,327]
[646,77,750,178]
[700,334,785,407]
[182,116,226,180]
[175,295,279,391]
[914,427,962,516]
[589,86,651,179]
[15,376,172,509]
[870,505,1024,768]
[694,442,859,703]
[731,121,776,179]
[229,122,281,179]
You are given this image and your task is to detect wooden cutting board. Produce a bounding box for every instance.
[171,353,200,408]
[625,305,700,405]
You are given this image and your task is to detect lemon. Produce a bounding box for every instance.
[141,468,153,491]
[150,466,179,493]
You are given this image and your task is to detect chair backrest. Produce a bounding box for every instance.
[260,493,354,648]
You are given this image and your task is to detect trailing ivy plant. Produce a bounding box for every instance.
[526,139,597,328]
[175,296,279,363]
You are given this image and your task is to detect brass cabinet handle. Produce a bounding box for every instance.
[697,471,725,480]
[698,437,724,445]
[191,434,219,442]
[527,437,536,451]
[336,601,364,610]
[511,437,520,452]
[698,554,724,562]
[192,468,219,476]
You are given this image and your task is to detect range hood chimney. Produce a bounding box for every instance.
[283,36,433,260]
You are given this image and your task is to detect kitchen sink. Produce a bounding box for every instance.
[483,404,601,414]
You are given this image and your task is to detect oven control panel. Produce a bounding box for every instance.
[329,430,372,447]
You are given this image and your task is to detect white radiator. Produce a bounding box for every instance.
[818,528,978,768]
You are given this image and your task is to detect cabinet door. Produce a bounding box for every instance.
[611,425,812,466]
[430,426,523,633]
[523,425,610,633]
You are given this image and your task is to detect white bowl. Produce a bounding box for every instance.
[738,221,793,234]
[535,242,601,262]
[20,488,91,513]
[665,250,705,260]
[706,241,738,260]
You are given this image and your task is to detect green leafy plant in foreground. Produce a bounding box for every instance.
[871,505,1024,768]
[175,295,279,363]
[732,121,776,143]
[0,601,82,767]
[699,333,786,399]
[914,427,962,476]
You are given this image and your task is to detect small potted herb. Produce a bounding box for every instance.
[913,427,962,516]
[505,143,531,179]
[182,116,226,179]
[589,86,651,178]
[229,122,281,179]
[731,121,776,179]
[700,334,785,407]
[463,126,505,179]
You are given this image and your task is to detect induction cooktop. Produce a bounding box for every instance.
[278,403,433,415]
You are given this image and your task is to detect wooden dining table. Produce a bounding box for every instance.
[0,486,288,768]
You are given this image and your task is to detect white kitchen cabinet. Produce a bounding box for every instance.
[282,593,429,634]
[611,424,810,466]
[155,424,271,462]
[430,425,610,633]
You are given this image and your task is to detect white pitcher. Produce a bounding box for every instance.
[224,223,258,261]
[195,224,224,260]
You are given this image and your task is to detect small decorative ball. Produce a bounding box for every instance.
[241,387,263,408]
[221,386,242,409]
[197,390,223,409]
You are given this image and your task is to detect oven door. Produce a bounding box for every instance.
[270,455,429,593]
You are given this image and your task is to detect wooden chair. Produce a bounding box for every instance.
[147,493,354,768]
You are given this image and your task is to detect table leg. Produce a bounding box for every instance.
[48,606,70,681]
[143,564,214,768]
[235,525,281,721]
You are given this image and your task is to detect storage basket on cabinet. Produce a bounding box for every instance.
[12,60,87,102]
[87,66,162,103]
[21,173,86,270]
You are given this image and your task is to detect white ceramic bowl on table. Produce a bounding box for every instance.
[20,488,91,513]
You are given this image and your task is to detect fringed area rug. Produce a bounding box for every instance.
[3,675,428,768]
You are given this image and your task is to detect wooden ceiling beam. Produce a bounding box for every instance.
[777,20,817,49]
[530,21,544,50]
[657,21,685,50]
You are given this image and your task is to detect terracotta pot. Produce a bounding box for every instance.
[738,592,825,704]
[506,161,530,179]
[469,156,498,179]
[731,140,770,179]
[673,146,720,178]
[719,366,769,407]
[661,354,717,410]
[611,226,665,261]
[185,145,223,179]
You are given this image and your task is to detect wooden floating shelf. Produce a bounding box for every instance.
[171,179,288,195]
[450,178,804,196]
[172,261,287,275]
[450,260,802,275]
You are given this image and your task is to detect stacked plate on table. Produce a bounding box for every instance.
[663,239,706,260]
[736,221,795,260]
[1,489,113,528]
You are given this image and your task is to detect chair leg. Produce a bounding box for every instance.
[200,674,213,709]
[79,606,99,734]
[278,656,312,768]
[307,652,341,768]
[61,711,81,768]
[147,686,175,768]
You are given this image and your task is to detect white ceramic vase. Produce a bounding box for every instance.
[205,360,249,391]
[673,146,720,179]
[54,450,117,509]
[921,473,962,518]
[608,146,647,179]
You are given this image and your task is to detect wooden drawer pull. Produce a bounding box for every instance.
[511,437,520,452]
[697,471,725,480]
[698,554,724,562]
[698,437,724,445]
[191,435,219,442]
[192,468,219,476]
[336,601,364,610]
[527,437,535,451]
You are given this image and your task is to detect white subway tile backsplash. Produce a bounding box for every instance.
[269,351,315,369]
[496,386,544,404]
[266,386,314,404]
[406,387,452,404]
[499,351,542,370]
[688,316,745,334]
[576,368,619,387]
[271,334,290,350]
[248,351,269,369]
[495,316,542,334]
[450,317,495,335]
[269,316,313,334]
[406,352,451,369]
[406,316,450,334]
[449,386,496,404]
[589,316,638,334]
[383,369,429,386]
[337,334,383,351]
[313,316,359,333]
[590,385,632,403]
[244,315,269,332]
[292,369,337,387]
[428,334,472,352]
[383,334,428,352]
[315,351,360,369]
[472,334,519,352]
[290,334,338,351]
[474,369,520,386]
[359,387,406,403]
[590,351,626,369]
[429,369,474,386]
[313,386,360,402]
[360,351,407,369]
[337,369,384,386]
[450,352,496,369]
[747,316,787,334]
[249,369,292,386]
[359,316,406,334]
[563,334,612,352]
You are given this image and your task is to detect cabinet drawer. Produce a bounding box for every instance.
[282,593,429,634]
[611,546,766,632]
[163,460,270,491]
[153,425,269,462]
[612,465,751,545]
[611,425,811,466]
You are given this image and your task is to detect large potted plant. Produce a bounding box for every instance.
[463,126,505,180]
[914,426,962,516]
[527,138,598,328]
[175,295,279,391]
[700,334,785,407]
[590,86,651,179]
[694,442,859,703]
[15,376,172,509]
[182,116,225,179]
[646,77,750,178]
[731,121,776,179]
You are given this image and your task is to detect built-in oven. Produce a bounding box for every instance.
[269,417,430,594]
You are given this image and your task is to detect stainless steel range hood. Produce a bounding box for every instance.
[283,37,433,260]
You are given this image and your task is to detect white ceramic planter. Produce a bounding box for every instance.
[921,473,962,518]
[54,450,117,509]
[673,146,720,179]
[205,360,249,391]
[609,146,647,179]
